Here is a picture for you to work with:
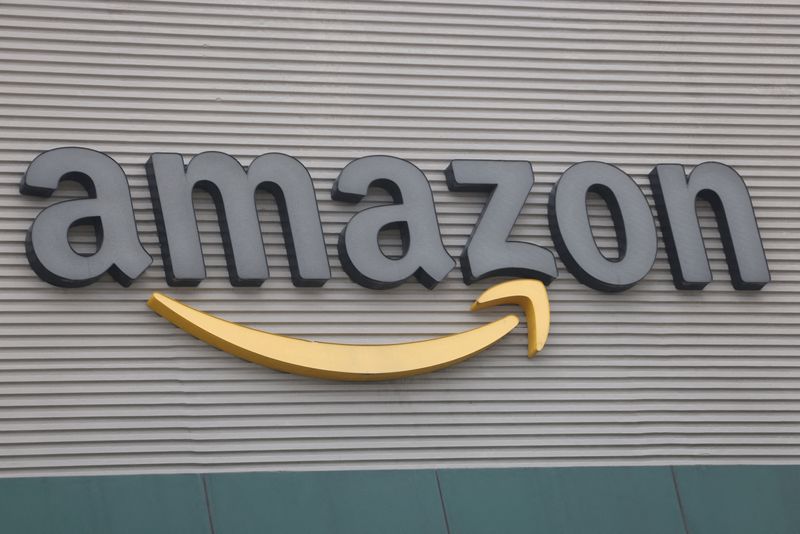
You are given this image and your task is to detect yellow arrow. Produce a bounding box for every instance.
[147,279,550,381]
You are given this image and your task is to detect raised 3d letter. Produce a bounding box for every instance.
[548,161,657,292]
[446,160,557,285]
[146,152,329,287]
[649,162,769,290]
[20,147,151,287]
[333,156,454,289]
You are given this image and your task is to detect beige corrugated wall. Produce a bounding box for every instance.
[0,0,799,477]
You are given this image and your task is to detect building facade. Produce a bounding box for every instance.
[1,1,799,532]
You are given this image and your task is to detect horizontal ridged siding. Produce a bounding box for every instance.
[0,0,799,476]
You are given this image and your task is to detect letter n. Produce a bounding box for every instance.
[649,162,769,290]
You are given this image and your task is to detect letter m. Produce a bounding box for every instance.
[146,152,329,287]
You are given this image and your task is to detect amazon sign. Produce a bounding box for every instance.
[18,147,770,380]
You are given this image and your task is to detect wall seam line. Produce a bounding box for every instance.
[434,470,452,534]
[670,466,690,534]
[201,473,217,534]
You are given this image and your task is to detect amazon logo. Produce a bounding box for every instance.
[18,148,769,380]
[147,279,549,381]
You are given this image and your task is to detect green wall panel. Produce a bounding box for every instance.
[674,465,800,534]
[1,465,799,533]
[437,466,686,534]
[0,474,211,534]
[205,470,448,534]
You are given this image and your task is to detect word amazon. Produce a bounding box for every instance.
[21,148,770,293]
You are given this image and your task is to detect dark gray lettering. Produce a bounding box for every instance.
[445,160,557,284]
[548,161,657,292]
[20,147,151,287]
[332,156,454,289]
[146,152,329,287]
[649,162,769,290]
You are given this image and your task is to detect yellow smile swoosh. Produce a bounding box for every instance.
[147,279,549,381]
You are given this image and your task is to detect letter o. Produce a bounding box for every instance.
[548,161,657,292]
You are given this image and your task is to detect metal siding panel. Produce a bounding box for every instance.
[0,0,798,476]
